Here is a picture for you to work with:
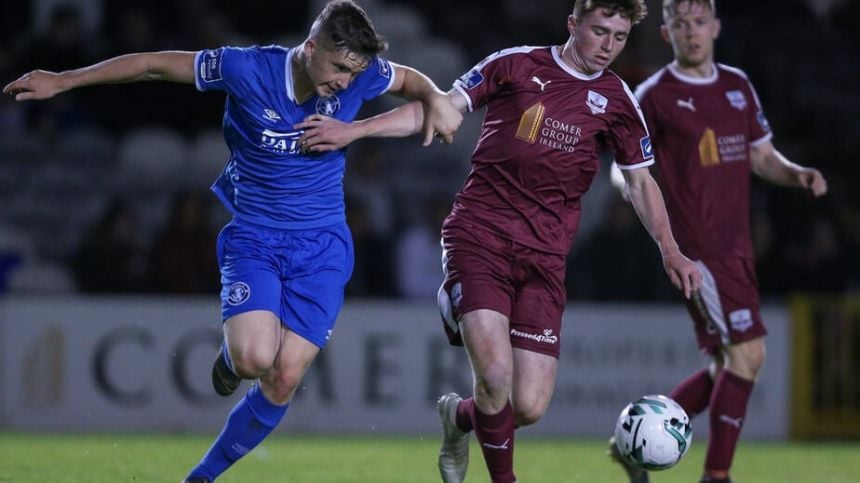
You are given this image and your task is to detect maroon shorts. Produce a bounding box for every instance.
[684,256,767,353]
[436,222,567,359]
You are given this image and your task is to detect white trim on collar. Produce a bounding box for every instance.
[668,62,719,85]
[551,46,604,81]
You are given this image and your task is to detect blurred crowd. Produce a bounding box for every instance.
[0,0,857,301]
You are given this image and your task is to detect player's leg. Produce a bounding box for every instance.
[691,258,767,482]
[703,336,764,482]
[185,310,285,482]
[460,308,518,483]
[510,347,557,427]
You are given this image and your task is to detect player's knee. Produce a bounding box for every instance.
[513,403,546,427]
[230,347,275,378]
[474,364,513,399]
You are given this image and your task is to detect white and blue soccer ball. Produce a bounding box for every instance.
[614,394,692,471]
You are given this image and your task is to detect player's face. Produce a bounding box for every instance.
[568,9,632,74]
[662,1,721,68]
[305,40,369,97]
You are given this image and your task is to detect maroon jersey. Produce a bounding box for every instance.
[447,46,654,255]
[635,63,772,260]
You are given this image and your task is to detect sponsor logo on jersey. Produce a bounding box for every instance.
[510,328,558,345]
[261,129,303,154]
[698,128,720,167]
[640,136,654,160]
[586,90,608,115]
[725,90,747,110]
[200,49,224,83]
[316,95,341,116]
[729,308,753,332]
[227,282,251,306]
[378,59,391,79]
[263,109,282,122]
[458,69,484,90]
[516,102,545,143]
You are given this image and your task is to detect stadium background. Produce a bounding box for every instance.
[0,0,857,446]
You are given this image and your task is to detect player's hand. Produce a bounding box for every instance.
[295,114,358,153]
[662,249,701,299]
[422,92,462,146]
[798,168,828,197]
[3,70,64,101]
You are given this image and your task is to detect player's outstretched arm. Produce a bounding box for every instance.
[622,167,702,299]
[296,90,468,152]
[3,51,197,101]
[387,63,463,145]
[750,140,828,197]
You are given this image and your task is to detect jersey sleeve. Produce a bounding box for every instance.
[742,77,773,146]
[194,46,258,97]
[451,49,516,112]
[354,57,396,101]
[609,81,655,170]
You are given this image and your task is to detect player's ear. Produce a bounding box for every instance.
[713,17,721,40]
[567,14,577,34]
[660,24,671,44]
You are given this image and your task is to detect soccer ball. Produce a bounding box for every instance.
[614,394,692,471]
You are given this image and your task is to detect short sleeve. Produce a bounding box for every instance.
[194,47,257,98]
[609,81,655,170]
[452,49,516,112]
[351,57,396,102]
[743,78,772,146]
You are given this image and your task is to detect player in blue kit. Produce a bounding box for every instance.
[4,1,462,481]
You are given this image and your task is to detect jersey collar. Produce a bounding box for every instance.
[667,61,719,85]
[552,46,604,81]
[285,48,297,102]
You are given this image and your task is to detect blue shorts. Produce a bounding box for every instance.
[216,219,354,349]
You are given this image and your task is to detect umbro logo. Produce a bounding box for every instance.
[676,97,696,112]
[263,109,282,122]
[531,76,551,92]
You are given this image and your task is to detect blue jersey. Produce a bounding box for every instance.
[194,45,395,229]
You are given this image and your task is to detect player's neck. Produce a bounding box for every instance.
[291,51,314,103]
[672,59,715,79]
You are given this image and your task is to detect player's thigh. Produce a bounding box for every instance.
[260,327,321,399]
[224,310,282,373]
[460,309,514,385]
[280,225,353,349]
[511,347,558,425]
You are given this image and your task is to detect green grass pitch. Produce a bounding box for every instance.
[0,432,857,482]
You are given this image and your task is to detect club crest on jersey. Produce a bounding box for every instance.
[640,136,654,160]
[459,69,484,90]
[726,90,747,110]
[200,49,224,83]
[316,95,341,116]
[586,90,608,115]
[260,129,303,154]
[227,282,251,306]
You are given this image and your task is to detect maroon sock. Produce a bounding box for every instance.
[706,370,754,472]
[472,401,517,483]
[455,397,475,432]
[670,368,715,417]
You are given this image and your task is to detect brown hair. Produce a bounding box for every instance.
[311,0,388,60]
[572,0,648,25]
[663,0,716,20]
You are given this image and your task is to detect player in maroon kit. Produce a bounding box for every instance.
[608,2,828,483]
[297,1,701,482]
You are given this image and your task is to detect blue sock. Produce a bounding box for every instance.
[187,384,288,480]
